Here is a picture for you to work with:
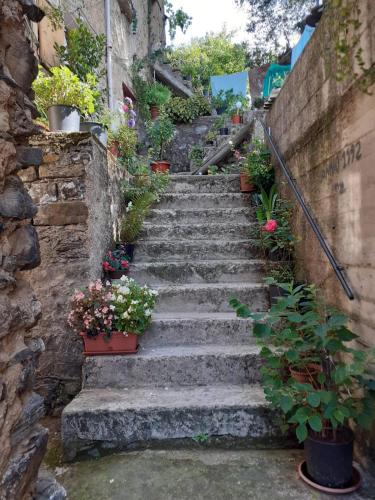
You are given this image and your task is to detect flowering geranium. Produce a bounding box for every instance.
[119,97,136,129]
[102,246,130,273]
[262,219,278,233]
[111,276,158,335]
[68,280,114,338]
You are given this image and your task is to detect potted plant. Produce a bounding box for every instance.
[32,66,96,132]
[68,277,158,355]
[146,116,175,172]
[230,146,255,193]
[230,284,375,493]
[231,99,246,125]
[246,140,274,192]
[266,266,294,305]
[102,246,129,280]
[146,82,171,119]
[107,99,137,159]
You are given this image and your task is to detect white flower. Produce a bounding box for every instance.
[120,275,128,282]
[131,300,139,305]
[122,311,129,319]
[144,309,151,317]
[110,305,115,311]
[150,289,158,296]
[119,286,130,294]
[126,202,133,213]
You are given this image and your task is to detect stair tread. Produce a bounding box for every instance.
[153,282,266,290]
[64,384,267,413]
[131,259,266,267]
[152,311,255,321]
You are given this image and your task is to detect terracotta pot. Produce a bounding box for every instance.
[80,331,138,356]
[231,114,241,125]
[289,363,322,384]
[240,172,255,192]
[150,105,159,120]
[151,161,170,173]
[108,140,120,157]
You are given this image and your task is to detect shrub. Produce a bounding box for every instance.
[120,192,157,243]
[146,116,175,161]
[244,139,274,190]
[109,124,138,160]
[166,31,248,89]
[146,82,171,107]
[164,95,211,123]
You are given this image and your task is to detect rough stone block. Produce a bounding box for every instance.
[18,166,37,182]
[16,146,43,167]
[35,469,67,500]
[11,393,45,446]
[58,179,85,200]
[8,224,41,270]
[39,163,86,179]
[27,180,57,205]
[0,175,37,219]
[33,201,88,226]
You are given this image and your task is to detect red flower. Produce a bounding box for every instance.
[121,260,129,269]
[262,219,278,232]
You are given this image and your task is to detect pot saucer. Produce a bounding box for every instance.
[298,461,362,495]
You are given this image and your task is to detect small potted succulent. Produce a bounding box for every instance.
[68,277,158,355]
[231,283,375,494]
[102,246,130,280]
[146,82,171,120]
[32,66,96,132]
[146,116,175,172]
[107,99,137,159]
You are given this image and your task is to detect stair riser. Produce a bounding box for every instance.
[155,287,268,313]
[134,241,258,262]
[62,406,281,460]
[147,209,255,224]
[130,262,265,285]
[83,353,262,389]
[141,319,254,347]
[166,176,241,193]
[156,193,251,209]
[139,224,253,240]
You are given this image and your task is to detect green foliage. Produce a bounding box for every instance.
[166,30,248,89]
[164,95,211,124]
[32,66,96,118]
[189,145,205,169]
[165,1,192,40]
[123,162,170,204]
[252,97,265,109]
[54,19,106,83]
[250,187,297,261]
[146,116,175,161]
[236,0,315,53]
[108,124,138,161]
[230,283,375,443]
[146,82,171,107]
[120,192,156,243]
[192,433,209,444]
[44,5,64,31]
[211,90,248,114]
[244,140,274,190]
[131,60,151,120]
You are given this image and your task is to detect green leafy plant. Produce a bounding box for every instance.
[108,124,138,161]
[164,95,211,124]
[32,66,96,119]
[146,82,171,107]
[146,116,175,161]
[45,5,64,31]
[54,19,106,83]
[165,1,192,40]
[166,30,248,89]
[131,60,151,120]
[120,192,156,244]
[252,96,265,109]
[230,283,375,443]
[111,276,158,335]
[123,162,170,204]
[192,433,209,443]
[188,145,205,169]
[244,140,274,191]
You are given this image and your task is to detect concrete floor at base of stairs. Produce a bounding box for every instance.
[58,448,375,500]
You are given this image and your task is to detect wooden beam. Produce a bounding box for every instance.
[193,119,254,175]
[152,61,193,98]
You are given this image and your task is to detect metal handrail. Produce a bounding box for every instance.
[260,120,354,300]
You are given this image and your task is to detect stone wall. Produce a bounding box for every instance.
[267,0,375,466]
[168,116,217,173]
[0,1,49,498]
[22,133,125,413]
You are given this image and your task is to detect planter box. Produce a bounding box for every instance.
[80,331,138,356]
[104,269,129,281]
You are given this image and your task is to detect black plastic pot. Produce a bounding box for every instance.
[124,243,135,262]
[219,127,229,135]
[305,429,354,488]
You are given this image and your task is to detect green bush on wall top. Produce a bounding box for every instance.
[146,82,171,107]
[164,95,211,124]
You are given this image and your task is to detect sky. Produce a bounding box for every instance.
[166,0,252,46]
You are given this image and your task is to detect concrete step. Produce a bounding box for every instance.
[139,222,253,241]
[141,312,255,348]
[62,384,282,460]
[166,174,241,193]
[154,283,268,313]
[155,193,251,210]
[130,259,266,285]
[147,207,254,225]
[134,240,257,261]
[82,345,262,389]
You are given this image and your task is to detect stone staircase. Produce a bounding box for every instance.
[61,174,283,460]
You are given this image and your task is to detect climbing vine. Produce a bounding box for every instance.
[324,0,375,94]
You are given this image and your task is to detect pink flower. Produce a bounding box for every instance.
[122,104,129,113]
[121,260,129,269]
[95,281,103,291]
[262,219,278,232]
[102,306,109,314]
